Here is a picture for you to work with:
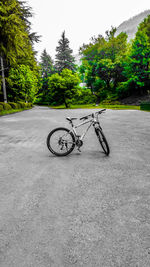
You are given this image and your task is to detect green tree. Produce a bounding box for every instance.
[40,49,54,77]
[118,29,150,97]
[38,49,54,102]
[96,59,114,90]
[8,65,38,102]
[48,69,80,107]
[55,31,76,73]
[130,31,150,94]
[0,0,39,65]
[79,28,128,102]
[0,0,39,101]
[138,15,150,44]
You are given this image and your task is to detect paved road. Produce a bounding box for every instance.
[0,106,150,267]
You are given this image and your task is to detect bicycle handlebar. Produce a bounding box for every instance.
[96,109,106,115]
[80,109,106,120]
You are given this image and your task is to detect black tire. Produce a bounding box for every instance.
[95,128,110,156]
[47,127,75,156]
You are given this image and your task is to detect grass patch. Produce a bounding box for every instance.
[140,102,150,111]
[49,104,140,110]
[0,107,32,116]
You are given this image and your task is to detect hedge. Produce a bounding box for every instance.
[17,101,27,108]
[140,102,150,111]
[18,102,33,108]
[0,102,33,111]
[0,102,11,110]
[0,104,3,111]
[8,102,20,109]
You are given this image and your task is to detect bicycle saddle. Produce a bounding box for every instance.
[66,117,77,122]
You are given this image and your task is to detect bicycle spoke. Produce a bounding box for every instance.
[47,128,75,156]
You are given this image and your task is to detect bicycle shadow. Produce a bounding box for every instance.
[47,149,109,160]
[81,150,109,160]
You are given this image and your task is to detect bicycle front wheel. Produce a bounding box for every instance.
[95,128,110,156]
[47,127,75,156]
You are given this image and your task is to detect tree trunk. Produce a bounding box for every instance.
[64,98,68,108]
[0,56,7,103]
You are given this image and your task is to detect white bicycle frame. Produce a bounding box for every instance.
[70,116,99,141]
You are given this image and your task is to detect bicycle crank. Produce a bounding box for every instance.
[76,139,83,152]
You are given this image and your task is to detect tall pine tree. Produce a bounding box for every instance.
[39,49,54,102]
[0,0,39,66]
[40,49,54,77]
[55,31,76,73]
[0,0,39,101]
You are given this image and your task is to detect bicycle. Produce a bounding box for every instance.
[46,109,110,156]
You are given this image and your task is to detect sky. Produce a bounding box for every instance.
[27,0,150,61]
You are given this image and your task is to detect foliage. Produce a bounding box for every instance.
[138,15,150,44]
[0,104,3,111]
[0,101,32,109]
[0,0,40,102]
[49,103,140,110]
[79,19,150,102]
[38,49,55,102]
[0,101,33,115]
[55,31,76,73]
[72,88,96,104]
[8,102,20,109]
[140,102,150,111]
[1,1,149,105]
[0,0,39,66]
[127,30,150,94]
[117,22,150,97]
[48,69,81,108]
[40,49,54,77]
[8,65,38,102]
[0,0,28,63]
[79,28,128,102]
[0,102,11,110]
[17,101,32,108]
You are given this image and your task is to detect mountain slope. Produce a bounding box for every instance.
[116,10,150,40]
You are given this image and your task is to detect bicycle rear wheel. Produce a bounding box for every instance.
[95,128,110,156]
[47,127,75,156]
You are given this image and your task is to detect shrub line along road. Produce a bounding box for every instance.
[0,106,150,267]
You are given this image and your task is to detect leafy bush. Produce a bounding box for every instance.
[26,103,33,108]
[0,102,33,112]
[4,103,11,110]
[116,79,138,99]
[100,99,121,105]
[0,104,3,111]
[17,101,26,108]
[48,69,81,108]
[16,103,21,109]
[72,88,96,104]
[0,102,5,107]
[8,102,19,109]
[8,65,38,102]
[34,98,50,105]
[17,102,33,108]
[0,102,11,110]
[23,103,28,108]
[140,102,150,111]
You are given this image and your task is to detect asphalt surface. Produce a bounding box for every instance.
[0,106,150,267]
